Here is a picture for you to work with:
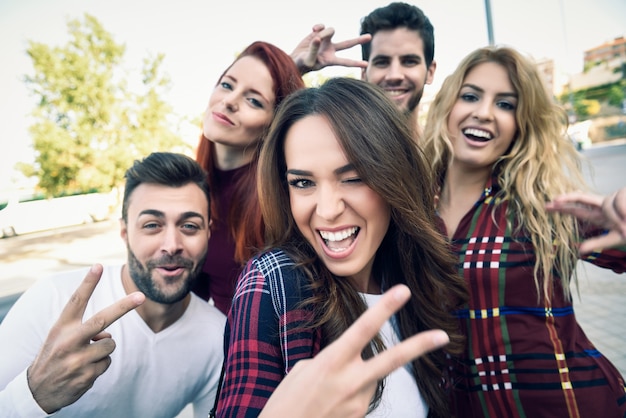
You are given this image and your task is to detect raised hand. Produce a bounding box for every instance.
[26,264,145,413]
[546,187,626,254]
[291,24,372,74]
[259,284,449,418]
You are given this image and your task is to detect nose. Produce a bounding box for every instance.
[472,100,494,122]
[160,227,184,255]
[315,184,345,221]
[222,91,239,112]
[384,59,404,82]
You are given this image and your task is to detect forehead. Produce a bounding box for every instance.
[126,183,209,219]
[464,62,514,91]
[284,115,348,167]
[226,56,275,101]
[370,27,426,58]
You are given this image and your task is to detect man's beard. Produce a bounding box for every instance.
[126,246,203,304]
[405,84,424,114]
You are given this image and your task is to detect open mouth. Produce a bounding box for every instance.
[385,89,408,97]
[319,227,360,252]
[463,128,493,142]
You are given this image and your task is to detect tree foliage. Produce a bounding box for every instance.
[23,14,188,197]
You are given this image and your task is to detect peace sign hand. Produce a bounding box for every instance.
[26,264,145,413]
[259,284,449,418]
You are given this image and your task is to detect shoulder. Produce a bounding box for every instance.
[188,293,227,329]
[248,248,297,273]
[239,249,308,292]
[21,266,96,304]
[236,249,296,287]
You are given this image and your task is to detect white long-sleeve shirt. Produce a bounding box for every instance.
[0,265,225,418]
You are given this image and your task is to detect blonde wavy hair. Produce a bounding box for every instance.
[422,45,591,302]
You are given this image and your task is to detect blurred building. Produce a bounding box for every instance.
[535,57,559,96]
[584,36,626,66]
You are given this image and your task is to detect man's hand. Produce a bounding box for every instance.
[26,264,145,413]
[259,284,449,418]
[291,24,372,74]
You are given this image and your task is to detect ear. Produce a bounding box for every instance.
[206,219,212,241]
[120,218,129,243]
[361,67,367,81]
[426,60,437,85]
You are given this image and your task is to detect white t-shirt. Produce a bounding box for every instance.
[0,264,226,418]
[361,293,428,418]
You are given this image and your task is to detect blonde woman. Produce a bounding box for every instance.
[422,46,626,417]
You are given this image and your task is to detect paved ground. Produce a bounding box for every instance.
[571,262,626,375]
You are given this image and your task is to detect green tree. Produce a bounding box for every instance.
[607,83,625,107]
[23,14,187,197]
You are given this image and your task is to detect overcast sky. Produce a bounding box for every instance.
[1,0,625,190]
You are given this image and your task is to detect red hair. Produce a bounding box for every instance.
[196,41,305,264]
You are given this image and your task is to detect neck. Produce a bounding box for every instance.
[440,164,491,208]
[214,142,255,170]
[120,264,190,333]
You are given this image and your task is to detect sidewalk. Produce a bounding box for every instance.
[572,261,626,375]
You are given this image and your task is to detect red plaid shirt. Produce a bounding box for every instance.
[444,176,626,418]
[215,249,321,418]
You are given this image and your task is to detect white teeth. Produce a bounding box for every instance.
[386,90,404,96]
[319,227,358,242]
[463,128,492,139]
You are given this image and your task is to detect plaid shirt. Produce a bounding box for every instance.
[215,249,321,418]
[445,176,626,417]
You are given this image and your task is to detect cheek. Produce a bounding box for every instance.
[127,235,154,260]
[190,237,209,259]
[289,195,312,236]
[242,115,271,144]
[500,113,518,144]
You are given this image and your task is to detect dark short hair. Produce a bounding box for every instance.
[360,2,435,67]
[122,152,210,221]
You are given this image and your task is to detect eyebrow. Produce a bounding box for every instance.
[286,163,356,177]
[222,74,271,104]
[138,209,207,226]
[372,53,423,60]
[461,83,517,99]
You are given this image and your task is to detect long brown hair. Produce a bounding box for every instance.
[259,77,468,417]
[196,41,305,263]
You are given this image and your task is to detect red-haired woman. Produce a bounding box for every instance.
[194,41,305,314]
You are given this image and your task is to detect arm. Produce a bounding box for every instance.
[216,254,316,417]
[0,264,144,415]
[546,187,626,254]
[290,24,371,74]
[259,284,450,418]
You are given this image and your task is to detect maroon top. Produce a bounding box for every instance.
[193,164,250,315]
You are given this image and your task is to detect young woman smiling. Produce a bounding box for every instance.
[214,77,467,418]
[193,41,305,314]
[422,45,626,417]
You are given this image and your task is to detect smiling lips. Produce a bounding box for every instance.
[463,127,493,142]
[212,112,234,125]
[319,227,359,252]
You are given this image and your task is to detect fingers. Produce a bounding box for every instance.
[578,230,624,254]
[333,34,372,51]
[80,291,145,342]
[604,190,626,227]
[91,331,112,342]
[327,57,369,69]
[361,329,449,382]
[57,264,104,325]
[548,191,604,208]
[316,26,335,41]
[319,284,411,364]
